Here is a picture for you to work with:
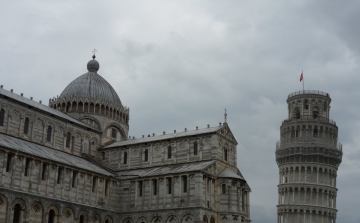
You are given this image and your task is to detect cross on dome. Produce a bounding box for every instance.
[92,49,97,59]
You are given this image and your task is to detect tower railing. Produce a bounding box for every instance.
[288,90,330,98]
[282,116,336,125]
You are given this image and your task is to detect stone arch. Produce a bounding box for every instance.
[46,204,59,214]
[10,109,20,119]
[33,118,45,142]
[66,102,72,112]
[90,137,99,151]
[75,131,83,139]
[293,107,300,119]
[303,99,309,109]
[89,103,95,114]
[209,216,215,223]
[84,102,89,113]
[45,122,55,143]
[20,112,32,135]
[77,101,83,111]
[104,122,127,140]
[79,116,101,130]
[165,215,178,223]
[57,125,64,135]
[95,103,101,114]
[9,109,21,135]
[82,134,91,155]
[104,216,113,223]
[123,217,134,223]
[11,198,26,210]
[312,106,319,118]
[181,214,194,223]
[136,216,148,223]
[151,215,162,223]
[203,215,208,223]
[78,210,88,223]
[46,203,59,223]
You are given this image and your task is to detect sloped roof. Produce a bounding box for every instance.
[105,126,223,148]
[0,133,113,176]
[0,88,100,133]
[218,168,245,181]
[116,160,216,179]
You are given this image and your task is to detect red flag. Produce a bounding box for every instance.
[300,72,303,82]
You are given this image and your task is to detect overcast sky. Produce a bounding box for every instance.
[1,1,359,222]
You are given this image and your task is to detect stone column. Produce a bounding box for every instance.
[58,214,63,223]
[6,204,11,223]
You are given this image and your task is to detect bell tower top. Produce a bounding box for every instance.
[286,90,332,121]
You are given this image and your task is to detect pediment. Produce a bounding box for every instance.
[217,125,237,144]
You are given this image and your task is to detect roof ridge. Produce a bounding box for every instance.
[105,125,223,149]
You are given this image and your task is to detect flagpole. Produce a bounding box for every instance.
[302,70,304,92]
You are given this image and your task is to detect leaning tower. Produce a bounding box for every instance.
[276,90,342,223]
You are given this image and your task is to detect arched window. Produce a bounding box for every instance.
[304,100,309,109]
[194,141,198,155]
[167,177,172,194]
[105,220,110,223]
[168,146,172,159]
[0,109,5,126]
[294,108,300,119]
[48,210,55,223]
[66,132,71,148]
[124,152,128,164]
[313,110,319,119]
[23,117,29,134]
[6,153,13,172]
[138,181,143,197]
[221,184,226,194]
[144,149,148,161]
[79,215,85,223]
[224,148,228,161]
[182,176,187,193]
[152,179,157,195]
[105,180,109,195]
[92,176,97,192]
[111,128,117,138]
[46,125,52,142]
[313,128,318,137]
[210,217,215,223]
[203,215,208,223]
[13,204,21,223]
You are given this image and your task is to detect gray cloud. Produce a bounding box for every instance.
[1,1,359,222]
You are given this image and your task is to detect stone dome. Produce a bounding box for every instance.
[58,58,122,107]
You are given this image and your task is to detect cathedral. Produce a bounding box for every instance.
[0,55,251,223]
